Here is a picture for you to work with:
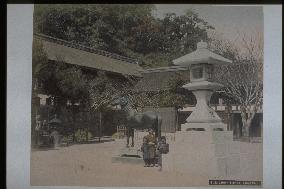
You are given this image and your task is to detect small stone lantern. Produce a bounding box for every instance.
[173,41,232,131]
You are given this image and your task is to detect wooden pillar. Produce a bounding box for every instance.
[175,109,179,131]
[227,105,232,131]
[99,112,102,142]
[260,121,263,138]
[86,125,89,142]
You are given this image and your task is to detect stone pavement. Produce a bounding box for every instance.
[30,139,262,187]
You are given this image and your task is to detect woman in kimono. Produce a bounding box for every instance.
[145,129,157,167]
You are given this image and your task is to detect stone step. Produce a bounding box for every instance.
[112,156,144,165]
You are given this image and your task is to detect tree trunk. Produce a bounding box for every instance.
[242,123,250,138]
[240,105,256,139]
[241,116,253,138]
[227,105,232,131]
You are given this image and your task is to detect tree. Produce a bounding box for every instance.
[126,9,214,68]
[32,38,95,124]
[33,56,90,105]
[33,5,214,68]
[33,5,154,54]
[211,33,263,138]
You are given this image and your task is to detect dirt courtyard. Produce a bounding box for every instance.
[30,139,262,187]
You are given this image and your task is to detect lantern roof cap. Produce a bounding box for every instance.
[173,41,232,66]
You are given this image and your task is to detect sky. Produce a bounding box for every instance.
[152,5,263,47]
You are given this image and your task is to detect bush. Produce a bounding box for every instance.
[112,132,125,139]
[74,129,93,142]
[112,132,119,139]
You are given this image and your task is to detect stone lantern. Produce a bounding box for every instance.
[162,41,241,179]
[173,41,232,131]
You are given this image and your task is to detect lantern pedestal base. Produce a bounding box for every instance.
[162,127,240,179]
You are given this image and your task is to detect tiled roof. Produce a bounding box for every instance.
[134,66,191,92]
[34,33,143,77]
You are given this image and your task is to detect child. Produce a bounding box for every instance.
[141,136,150,167]
[157,136,168,171]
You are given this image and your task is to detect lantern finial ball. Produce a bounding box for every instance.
[197,40,208,49]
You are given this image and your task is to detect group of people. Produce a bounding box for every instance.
[140,129,168,171]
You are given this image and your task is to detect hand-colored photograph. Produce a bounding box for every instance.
[30,4,263,187]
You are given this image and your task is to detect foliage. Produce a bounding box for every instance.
[74,129,93,142]
[34,4,214,68]
[35,61,90,103]
[160,10,214,54]
[61,135,74,144]
[34,5,154,53]
[111,132,125,139]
